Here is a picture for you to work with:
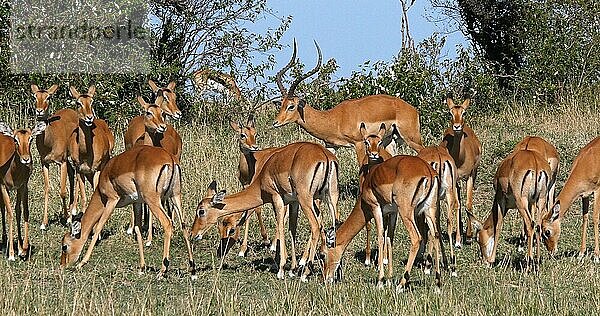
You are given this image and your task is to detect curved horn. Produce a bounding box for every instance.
[275,39,297,97]
[287,40,322,97]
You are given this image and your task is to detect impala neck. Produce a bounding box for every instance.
[332,199,369,252]
[216,184,265,219]
[449,130,463,163]
[78,191,106,241]
[297,104,337,141]
[554,178,586,220]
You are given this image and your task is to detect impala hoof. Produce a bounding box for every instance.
[451,271,458,277]
[454,242,462,249]
[382,258,388,265]
[594,256,600,264]
[145,241,152,247]
[364,258,371,266]
[126,227,134,235]
[7,256,15,262]
[424,267,431,275]
[238,251,246,257]
[288,270,296,278]
[40,224,47,231]
[517,246,524,253]
[191,274,198,281]
[298,258,306,266]
[376,281,384,290]
[277,270,285,280]
[300,275,308,283]
[270,244,276,252]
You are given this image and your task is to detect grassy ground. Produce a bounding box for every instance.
[1,98,600,315]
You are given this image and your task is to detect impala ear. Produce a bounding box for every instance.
[229,120,241,132]
[207,180,218,197]
[148,80,159,93]
[70,86,80,99]
[378,123,386,138]
[246,114,255,128]
[31,84,40,93]
[137,96,149,110]
[87,85,96,97]
[71,213,83,239]
[154,95,164,107]
[47,84,59,95]
[0,122,14,137]
[167,81,176,91]
[31,121,47,136]
[359,122,368,138]
[445,94,455,109]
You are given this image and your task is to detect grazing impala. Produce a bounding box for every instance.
[191,142,339,281]
[60,145,196,279]
[0,121,46,260]
[68,85,115,214]
[273,41,423,164]
[193,69,244,103]
[126,95,183,246]
[123,80,181,151]
[32,84,80,229]
[469,149,551,266]
[324,155,441,291]
[217,115,274,257]
[417,145,459,275]
[542,137,600,260]
[440,94,482,246]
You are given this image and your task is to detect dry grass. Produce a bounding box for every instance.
[0,96,599,315]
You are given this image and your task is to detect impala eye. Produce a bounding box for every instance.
[62,244,68,252]
[240,133,246,139]
[286,105,295,111]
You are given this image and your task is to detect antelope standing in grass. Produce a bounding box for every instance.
[324,155,441,291]
[273,40,423,165]
[440,94,481,246]
[60,145,196,279]
[191,142,339,281]
[469,148,551,267]
[0,121,46,259]
[32,84,80,229]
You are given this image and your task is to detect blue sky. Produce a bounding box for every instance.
[266,1,467,78]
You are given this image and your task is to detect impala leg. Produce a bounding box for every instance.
[425,214,442,290]
[354,141,366,166]
[593,190,600,263]
[41,163,50,230]
[78,199,119,268]
[580,197,590,258]
[59,161,70,222]
[397,211,422,292]
[1,185,15,261]
[22,186,29,257]
[0,200,5,246]
[170,193,197,279]
[465,175,475,243]
[385,235,393,281]
[238,209,253,257]
[15,187,23,256]
[365,220,372,266]
[133,202,146,273]
[446,191,457,276]
[255,206,270,245]
[288,203,299,275]
[372,205,385,288]
[299,197,322,282]
[145,204,153,247]
[127,209,135,235]
[78,173,87,211]
[455,182,463,247]
[273,197,287,279]
[147,200,173,278]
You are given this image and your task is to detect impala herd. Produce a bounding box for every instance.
[0,42,597,291]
